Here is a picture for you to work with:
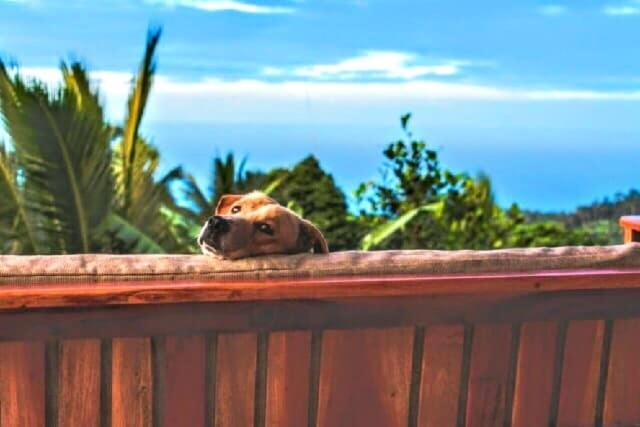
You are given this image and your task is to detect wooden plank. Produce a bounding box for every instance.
[8,287,640,342]
[159,335,206,427]
[215,333,257,427]
[465,324,513,427]
[57,339,101,427]
[511,321,558,427]
[317,327,414,427]
[265,331,311,427]
[0,341,45,427]
[556,320,604,427]
[2,269,640,311]
[0,342,45,427]
[112,338,153,427]
[417,325,464,427]
[603,318,640,426]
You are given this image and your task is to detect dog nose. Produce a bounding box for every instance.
[207,215,230,233]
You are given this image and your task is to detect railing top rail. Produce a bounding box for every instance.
[1,268,640,311]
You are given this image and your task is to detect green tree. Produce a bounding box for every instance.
[357,114,522,250]
[268,156,363,251]
[108,28,190,253]
[508,221,609,247]
[0,61,116,253]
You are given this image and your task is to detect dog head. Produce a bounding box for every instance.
[198,192,329,259]
[214,191,278,216]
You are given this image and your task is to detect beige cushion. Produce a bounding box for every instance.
[1,244,640,284]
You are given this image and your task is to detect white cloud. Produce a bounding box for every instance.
[14,67,640,124]
[143,0,295,14]
[265,51,468,81]
[0,0,38,5]
[603,1,640,15]
[539,4,568,16]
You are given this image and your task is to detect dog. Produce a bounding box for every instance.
[198,191,329,259]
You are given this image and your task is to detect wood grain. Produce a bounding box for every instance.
[57,339,101,427]
[215,333,257,427]
[465,324,513,427]
[265,331,311,427]
[417,325,464,427]
[511,321,558,427]
[7,287,640,343]
[0,341,45,427]
[603,318,640,426]
[2,269,640,311]
[317,327,414,427]
[159,335,206,427]
[112,338,153,427]
[556,320,604,427]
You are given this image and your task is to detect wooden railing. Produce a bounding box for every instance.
[0,220,639,426]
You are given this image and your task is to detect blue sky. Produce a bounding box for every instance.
[1,0,639,211]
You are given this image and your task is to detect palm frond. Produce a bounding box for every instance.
[0,60,114,253]
[261,173,287,196]
[182,173,213,220]
[361,202,443,250]
[116,27,161,211]
[0,142,40,253]
[61,62,104,119]
[102,213,166,253]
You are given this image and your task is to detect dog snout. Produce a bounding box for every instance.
[207,215,230,234]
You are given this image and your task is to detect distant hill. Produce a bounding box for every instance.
[524,189,640,244]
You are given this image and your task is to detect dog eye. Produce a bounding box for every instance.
[231,206,241,214]
[256,223,274,235]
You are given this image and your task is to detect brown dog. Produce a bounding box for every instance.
[198,191,329,259]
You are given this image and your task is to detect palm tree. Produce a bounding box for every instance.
[0,27,194,254]
[109,28,189,253]
[0,59,116,254]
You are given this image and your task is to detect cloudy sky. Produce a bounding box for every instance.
[1,0,639,211]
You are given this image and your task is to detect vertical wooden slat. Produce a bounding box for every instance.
[160,335,206,427]
[317,327,414,427]
[58,339,101,427]
[254,333,268,427]
[265,331,311,427]
[100,340,112,427]
[603,318,640,426]
[465,323,513,427]
[307,331,323,427]
[45,340,59,426]
[0,341,45,427]
[112,338,153,427]
[511,321,558,427]
[215,333,257,427]
[417,325,464,427]
[556,320,604,427]
[408,326,425,427]
[205,334,217,427]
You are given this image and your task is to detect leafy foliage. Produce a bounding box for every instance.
[0,59,115,253]
[267,156,362,251]
[0,27,193,254]
[508,221,610,247]
[356,114,523,250]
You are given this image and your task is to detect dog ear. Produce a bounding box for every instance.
[215,194,243,215]
[296,219,329,254]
